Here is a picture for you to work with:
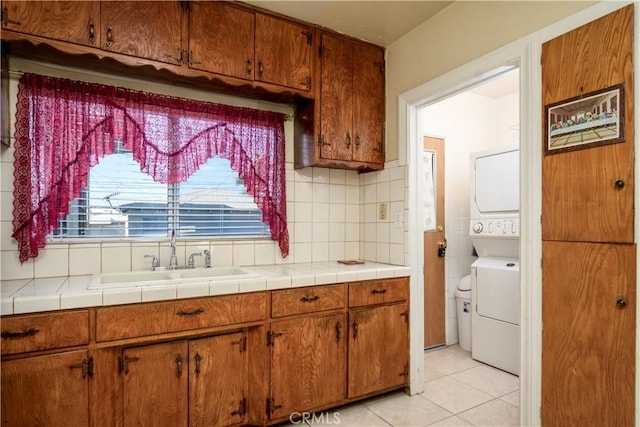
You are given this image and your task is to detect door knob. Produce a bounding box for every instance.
[616,297,627,309]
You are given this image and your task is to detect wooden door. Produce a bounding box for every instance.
[423,136,446,348]
[542,241,636,426]
[122,341,188,427]
[352,42,385,165]
[541,5,635,425]
[542,5,634,243]
[1,350,90,426]
[189,332,247,426]
[269,313,346,419]
[101,1,183,65]
[319,33,354,162]
[188,1,254,80]
[255,13,313,91]
[1,1,100,47]
[348,304,409,398]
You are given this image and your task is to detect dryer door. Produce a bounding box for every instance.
[474,258,520,325]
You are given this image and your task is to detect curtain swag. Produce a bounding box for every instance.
[12,73,289,262]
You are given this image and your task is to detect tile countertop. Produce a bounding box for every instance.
[1,262,411,316]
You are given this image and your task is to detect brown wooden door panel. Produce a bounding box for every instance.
[269,313,346,419]
[319,33,354,162]
[1,350,89,426]
[101,1,183,65]
[255,14,313,91]
[348,304,409,398]
[352,43,384,164]
[2,1,100,47]
[423,137,446,348]
[542,241,636,426]
[122,341,188,426]
[190,333,247,426]
[188,1,254,80]
[542,5,634,243]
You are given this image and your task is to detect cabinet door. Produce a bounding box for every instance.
[122,341,188,427]
[255,13,313,91]
[348,304,409,398]
[101,1,183,65]
[269,313,346,419]
[319,33,354,162]
[352,43,385,165]
[1,1,99,47]
[1,350,89,426]
[188,1,254,79]
[189,332,247,426]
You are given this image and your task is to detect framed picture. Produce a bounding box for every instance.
[545,84,624,154]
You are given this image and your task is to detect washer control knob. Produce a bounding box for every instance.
[472,222,483,233]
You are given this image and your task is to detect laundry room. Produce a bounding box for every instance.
[419,67,520,369]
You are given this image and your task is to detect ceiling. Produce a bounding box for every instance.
[242,1,453,47]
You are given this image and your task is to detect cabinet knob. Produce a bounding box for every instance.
[615,179,625,189]
[616,297,627,309]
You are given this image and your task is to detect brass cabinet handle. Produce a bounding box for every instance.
[335,322,341,342]
[193,352,202,377]
[1,328,39,339]
[246,59,252,75]
[299,295,320,303]
[258,61,264,78]
[354,133,360,149]
[371,288,387,295]
[176,354,183,377]
[176,308,204,316]
[346,132,351,150]
[105,25,113,47]
[88,20,96,45]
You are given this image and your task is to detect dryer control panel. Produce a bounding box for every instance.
[470,219,519,238]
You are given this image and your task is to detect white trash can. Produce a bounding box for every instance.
[455,274,472,352]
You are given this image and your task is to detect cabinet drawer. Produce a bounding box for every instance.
[96,293,266,342]
[1,310,89,355]
[349,278,409,308]
[271,284,345,318]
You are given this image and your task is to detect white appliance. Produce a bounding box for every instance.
[469,145,520,375]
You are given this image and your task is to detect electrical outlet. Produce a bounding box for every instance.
[379,203,387,221]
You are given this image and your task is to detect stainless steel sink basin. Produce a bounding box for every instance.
[88,266,257,289]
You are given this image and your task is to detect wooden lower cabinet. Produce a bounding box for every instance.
[121,332,248,427]
[1,349,91,427]
[348,303,409,398]
[268,313,346,420]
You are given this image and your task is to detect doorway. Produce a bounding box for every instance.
[419,67,520,349]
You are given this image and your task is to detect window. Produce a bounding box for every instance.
[51,141,270,240]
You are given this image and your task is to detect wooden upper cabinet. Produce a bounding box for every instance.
[317,32,385,170]
[188,1,254,80]
[1,1,100,47]
[352,42,384,164]
[101,1,183,65]
[255,13,313,91]
[319,33,354,162]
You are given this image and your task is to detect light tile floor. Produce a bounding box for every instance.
[279,345,520,427]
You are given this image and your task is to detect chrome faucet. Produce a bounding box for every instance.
[144,254,159,271]
[169,229,178,269]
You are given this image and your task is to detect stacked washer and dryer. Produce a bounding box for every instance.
[469,145,520,376]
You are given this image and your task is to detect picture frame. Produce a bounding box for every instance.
[545,84,624,154]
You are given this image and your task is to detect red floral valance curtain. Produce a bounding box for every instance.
[13,73,289,262]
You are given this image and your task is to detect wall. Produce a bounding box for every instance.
[0,57,408,282]
[421,89,519,344]
[385,0,595,162]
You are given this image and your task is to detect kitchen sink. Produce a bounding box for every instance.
[88,266,257,289]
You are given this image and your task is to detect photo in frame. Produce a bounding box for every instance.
[545,84,624,154]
